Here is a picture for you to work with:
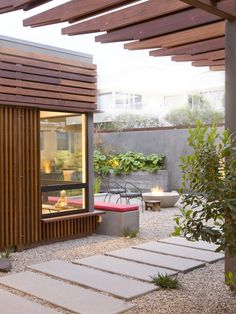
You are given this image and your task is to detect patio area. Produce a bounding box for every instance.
[0,200,235,314]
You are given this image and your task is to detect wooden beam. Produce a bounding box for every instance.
[180,0,236,20]
[125,22,225,50]
[123,21,224,54]
[23,1,51,11]
[62,0,190,35]
[192,59,225,66]
[95,8,221,43]
[172,49,225,61]
[148,37,225,56]
[23,0,137,27]
[0,0,51,13]
[210,65,225,71]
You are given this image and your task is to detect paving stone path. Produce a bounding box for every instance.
[0,236,224,314]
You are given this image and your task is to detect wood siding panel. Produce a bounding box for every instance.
[0,47,97,112]
[0,106,41,250]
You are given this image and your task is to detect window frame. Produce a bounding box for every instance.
[40,111,89,218]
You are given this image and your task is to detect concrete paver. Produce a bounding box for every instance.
[134,241,224,263]
[29,260,157,300]
[0,289,59,314]
[106,248,205,272]
[159,236,220,251]
[74,254,177,282]
[0,271,133,314]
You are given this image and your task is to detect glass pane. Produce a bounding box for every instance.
[42,188,85,215]
[40,112,86,185]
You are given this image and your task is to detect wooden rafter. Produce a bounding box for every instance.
[95,7,222,43]
[192,59,225,67]
[180,0,236,20]
[23,0,138,27]
[149,37,225,57]
[0,0,51,13]
[123,21,225,52]
[0,0,229,70]
[62,0,190,35]
[210,65,225,71]
[171,49,225,62]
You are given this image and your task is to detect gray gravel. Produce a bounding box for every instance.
[0,205,235,314]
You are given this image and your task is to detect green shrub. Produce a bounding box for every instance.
[94,176,102,194]
[151,273,180,289]
[165,94,224,127]
[95,113,160,131]
[110,152,146,175]
[0,247,13,259]
[144,154,165,172]
[108,151,165,175]
[94,150,110,176]
[225,272,236,291]
[121,228,138,238]
[94,150,166,177]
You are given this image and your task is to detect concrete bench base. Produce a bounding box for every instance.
[96,210,139,236]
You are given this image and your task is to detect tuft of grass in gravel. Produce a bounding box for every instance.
[151,273,180,289]
[121,228,138,238]
[0,247,13,259]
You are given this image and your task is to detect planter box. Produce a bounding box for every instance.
[101,170,168,192]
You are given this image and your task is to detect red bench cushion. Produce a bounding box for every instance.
[48,196,83,206]
[94,202,139,212]
[48,197,138,212]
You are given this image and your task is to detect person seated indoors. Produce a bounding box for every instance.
[55,190,69,209]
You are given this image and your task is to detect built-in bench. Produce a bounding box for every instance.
[94,202,139,236]
[47,197,139,237]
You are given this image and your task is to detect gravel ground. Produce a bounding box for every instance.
[0,204,236,314]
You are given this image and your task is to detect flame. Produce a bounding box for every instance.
[151,186,164,194]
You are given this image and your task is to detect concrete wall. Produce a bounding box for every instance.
[96,127,224,190]
[108,170,168,192]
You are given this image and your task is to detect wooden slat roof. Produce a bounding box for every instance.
[1,0,235,71]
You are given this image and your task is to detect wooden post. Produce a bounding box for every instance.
[225,20,236,283]
[87,113,94,212]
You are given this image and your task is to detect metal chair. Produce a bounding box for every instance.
[117,181,143,211]
[103,179,126,202]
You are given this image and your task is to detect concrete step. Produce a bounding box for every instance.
[0,289,59,314]
[74,254,177,282]
[29,260,157,300]
[159,236,220,252]
[0,271,133,314]
[133,241,224,263]
[106,248,205,273]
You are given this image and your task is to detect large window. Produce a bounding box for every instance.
[40,111,87,217]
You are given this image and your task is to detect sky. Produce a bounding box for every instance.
[0,1,225,95]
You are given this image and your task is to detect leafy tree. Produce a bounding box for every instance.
[173,122,236,258]
[95,113,160,130]
[165,94,224,126]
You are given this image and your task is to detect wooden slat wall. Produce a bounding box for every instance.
[42,215,99,243]
[0,106,41,251]
[0,47,97,112]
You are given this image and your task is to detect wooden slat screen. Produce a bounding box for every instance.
[0,106,41,250]
[0,47,97,113]
[42,215,99,243]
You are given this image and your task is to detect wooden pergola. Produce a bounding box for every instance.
[1,1,236,72]
[1,0,236,276]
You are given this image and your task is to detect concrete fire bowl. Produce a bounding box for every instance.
[143,191,180,208]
